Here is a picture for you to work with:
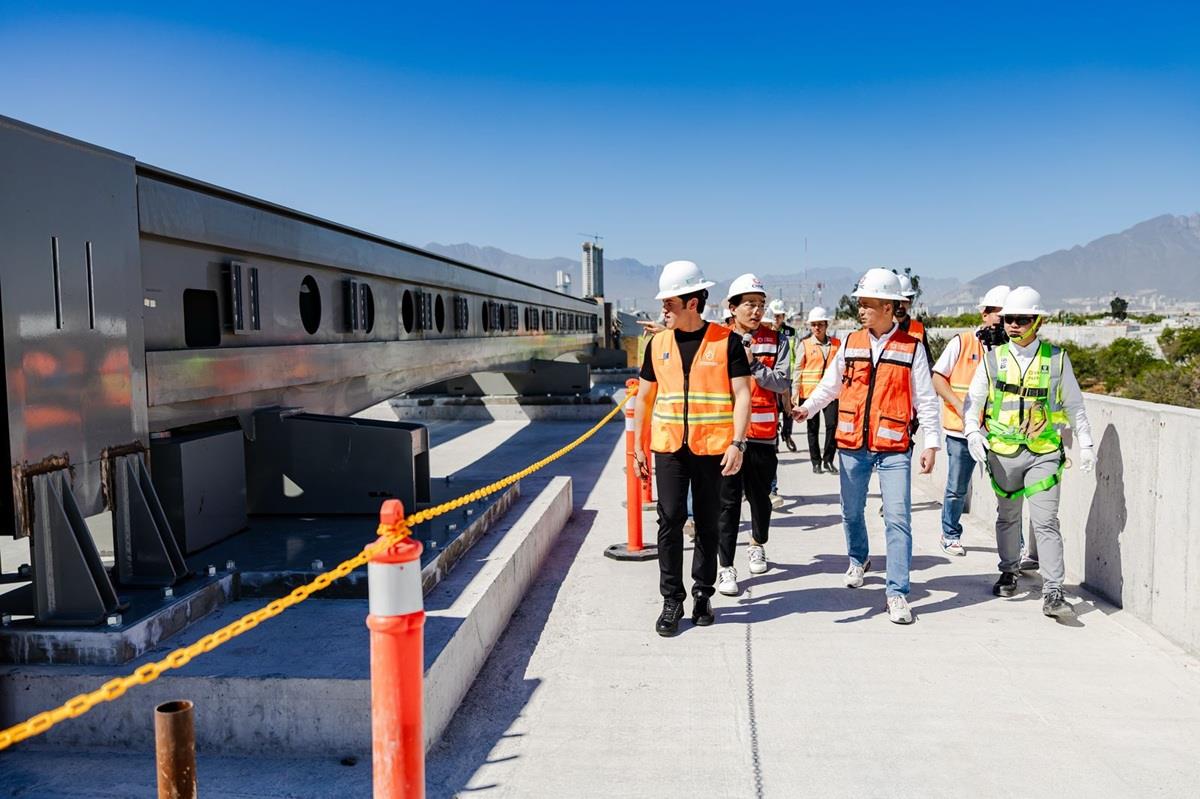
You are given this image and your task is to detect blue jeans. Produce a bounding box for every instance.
[839,448,913,596]
[940,435,973,541]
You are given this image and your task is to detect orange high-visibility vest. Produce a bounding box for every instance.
[797,336,841,399]
[902,317,926,342]
[742,325,782,440]
[648,325,735,455]
[940,331,985,433]
[835,328,918,452]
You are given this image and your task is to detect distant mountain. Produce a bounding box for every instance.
[423,242,661,304]
[932,213,1200,309]
[431,212,1200,315]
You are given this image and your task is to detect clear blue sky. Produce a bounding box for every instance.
[2,1,1198,280]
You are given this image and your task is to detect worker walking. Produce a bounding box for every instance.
[963,286,1095,618]
[634,260,752,637]
[716,274,791,596]
[795,306,841,474]
[929,285,1011,555]
[894,273,933,364]
[767,299,799,454]
[793,268,941,624]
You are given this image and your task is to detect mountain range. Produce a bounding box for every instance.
[426,212,1200,313]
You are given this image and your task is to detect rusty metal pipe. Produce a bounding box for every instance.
[154,700,197,799]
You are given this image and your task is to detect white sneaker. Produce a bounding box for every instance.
[683,518,695,541]
[843,558,870,588]
[747,545,768,575]
[886,595,913,624]
[940,538,966,556]
[717,566,740,596]
[770,491,784,510]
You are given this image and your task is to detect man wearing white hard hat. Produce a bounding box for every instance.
[928,285,1011,556]
[794,306,841,474]
[633,260,753,636]
[962,286,1095,619]
[792,268,941,625]
[764,298,800,459]
[715,274,792,597]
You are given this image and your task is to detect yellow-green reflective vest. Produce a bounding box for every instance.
[983,341,1069,456]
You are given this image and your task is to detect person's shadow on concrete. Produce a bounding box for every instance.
[715,554,958,625]
[1083,425,1126,608]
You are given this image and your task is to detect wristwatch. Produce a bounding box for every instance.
[731,440,746,452]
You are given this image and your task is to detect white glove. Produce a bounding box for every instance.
[967,431,990,464]
[1079,447,1096,474]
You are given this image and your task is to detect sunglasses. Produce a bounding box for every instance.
[1003,315,1035,326]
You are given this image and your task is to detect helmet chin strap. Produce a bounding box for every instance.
[1017,316,1043,345]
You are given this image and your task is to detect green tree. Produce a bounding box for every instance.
[835,292,858,320]
[1124,359,1200,409]
[1159,327,1200,364]
[1109,296,1129,321]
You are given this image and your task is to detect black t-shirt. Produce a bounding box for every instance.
[639,322,752,382]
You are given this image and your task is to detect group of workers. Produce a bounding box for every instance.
[633,260,1094,635]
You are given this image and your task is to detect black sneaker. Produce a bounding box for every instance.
[992,572,1019,597]
[824,460,838,475]
[656,599,685,636]
[691,596,714,626]
[812,463,823,474]
[1042,589,1073,618]
[785,436,798,452]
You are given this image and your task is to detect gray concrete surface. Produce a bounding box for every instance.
[5,409,1200,797]
[424,423,1200,798]
[425,476,572,750]
[925,393,1200,656]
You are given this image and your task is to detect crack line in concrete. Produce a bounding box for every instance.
[745,585,765,799]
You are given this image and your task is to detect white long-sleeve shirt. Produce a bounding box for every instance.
[962,336,1094,448]
[799,323,942,451]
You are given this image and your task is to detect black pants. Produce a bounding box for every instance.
[806,400,838,466]
[778,396,794,439]
[656,448,724,601]
[718,442,777,567]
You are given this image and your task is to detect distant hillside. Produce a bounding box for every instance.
[424,242,661,304]
[932,213,1200,308]
[431,212,1200,315]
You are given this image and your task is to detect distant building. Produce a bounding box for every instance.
[582,242,604,298]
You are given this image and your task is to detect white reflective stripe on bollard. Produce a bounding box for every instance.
[368,560,424,617]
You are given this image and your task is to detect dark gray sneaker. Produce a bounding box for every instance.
[1042,589,1073,618]
[656,599,685,636]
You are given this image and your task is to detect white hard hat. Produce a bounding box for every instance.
[978,284,1011,310]
[725,273,766,302]
[851,268,906,301]
[655,260,716,300]
[1000,286,1046,316]
[768,299,787,315]
[721,307,733,321]
[807,306,831,323]
[895,273,917,299]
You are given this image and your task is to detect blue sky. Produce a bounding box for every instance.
[2,1,1198,280]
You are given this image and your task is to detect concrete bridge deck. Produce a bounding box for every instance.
[3,417,1200,797]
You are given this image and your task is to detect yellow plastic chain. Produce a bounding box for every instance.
[0,397,628,751]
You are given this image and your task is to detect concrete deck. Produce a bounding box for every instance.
[4,417,1200,797]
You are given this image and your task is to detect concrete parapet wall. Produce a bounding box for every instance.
[921,393,1200,654]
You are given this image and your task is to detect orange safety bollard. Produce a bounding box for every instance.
[605,380,657,561]
[366,499,426,799]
